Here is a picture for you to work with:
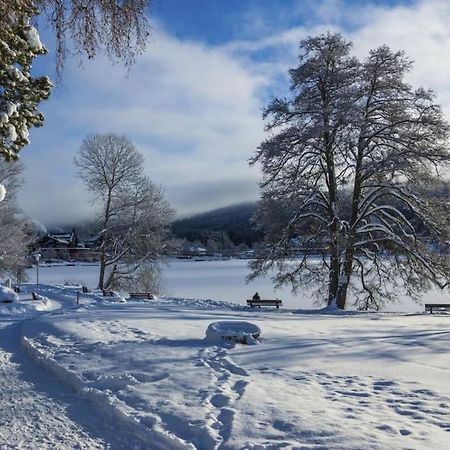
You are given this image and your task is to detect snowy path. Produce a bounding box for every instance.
[0,319,158,450]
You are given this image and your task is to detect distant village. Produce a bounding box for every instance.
[31,229,256,264]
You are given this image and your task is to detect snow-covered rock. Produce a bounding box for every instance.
[0,286,19,303]
[205,321,261,345]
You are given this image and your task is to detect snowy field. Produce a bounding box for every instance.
[0,282,449,449]
[26,259,449,311]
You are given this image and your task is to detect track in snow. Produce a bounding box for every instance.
[0,321,152,450]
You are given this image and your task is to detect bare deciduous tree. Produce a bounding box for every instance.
[251,33,450,310]
[75,133,174,290]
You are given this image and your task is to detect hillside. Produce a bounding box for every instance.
[171,202,262,247]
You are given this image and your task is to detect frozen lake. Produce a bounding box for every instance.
[26,259,449,311]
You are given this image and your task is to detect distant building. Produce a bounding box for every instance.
[36,229,96,260]
[39,229,79,249]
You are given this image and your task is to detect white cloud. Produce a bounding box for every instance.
[227,0,450,116]
[20,30,266,225]
[349,0,450,116]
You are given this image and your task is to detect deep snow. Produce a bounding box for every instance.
[1,282,448,449]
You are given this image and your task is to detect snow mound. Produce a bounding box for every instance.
[0,286,18,303]
[102,291,126,303]
[206,321,261,345]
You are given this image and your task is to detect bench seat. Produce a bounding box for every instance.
[425,303,450,313]
[247,299,282,309]
[129,292,155,299]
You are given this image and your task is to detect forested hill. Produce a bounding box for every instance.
[171,202,261,247]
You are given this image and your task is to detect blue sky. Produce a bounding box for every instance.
[18,0,450,227]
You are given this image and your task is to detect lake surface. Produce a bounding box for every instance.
[26,259,449,311]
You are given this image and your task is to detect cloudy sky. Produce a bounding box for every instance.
[18,0,450,226]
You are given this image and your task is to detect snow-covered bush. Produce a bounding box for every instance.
[206,321,261,345]
[0,285,18,303]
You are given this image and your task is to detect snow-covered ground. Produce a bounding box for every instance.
[1,282,449,449]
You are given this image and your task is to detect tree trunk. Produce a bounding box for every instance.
[104,264,117,290]
[327,239,341,306]
[98,251,107,290]
[97,187,113,290]
[335,133,366,309]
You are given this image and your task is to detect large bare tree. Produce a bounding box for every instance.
[75,133,174,290]
[251,33,450,310]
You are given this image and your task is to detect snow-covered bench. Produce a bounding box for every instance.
[102,290,114,297]
[425,303,450,314]
[129,292,156,300]
[247,299,282,309]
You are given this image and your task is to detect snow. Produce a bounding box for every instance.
[0,286,18,303]
[5,101,18,117]
[2,262,449,448]
[6,123,17,142]
[23,26,43,51]
[205,321,261,344]
[0,184,5,202]
[0,283,446,449]
[8,66,27,82]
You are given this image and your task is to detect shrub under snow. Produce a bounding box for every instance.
[206,321,261,345]
[0,286,18,303]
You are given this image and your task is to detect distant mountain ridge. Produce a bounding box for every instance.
[171,202,261,247]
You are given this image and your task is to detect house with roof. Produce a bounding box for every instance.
[36,229,84,260]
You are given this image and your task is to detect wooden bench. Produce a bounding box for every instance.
[425,303,450,314]
[129,292,155,300]
[102,289,114,297]
[247,299,282,309]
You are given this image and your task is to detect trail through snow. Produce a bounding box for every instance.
[0,294,164,450]
[0,321,107,449]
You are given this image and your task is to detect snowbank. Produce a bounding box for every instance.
[0,286,18,303]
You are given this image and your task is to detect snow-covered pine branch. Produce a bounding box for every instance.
[0,0,52,160]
